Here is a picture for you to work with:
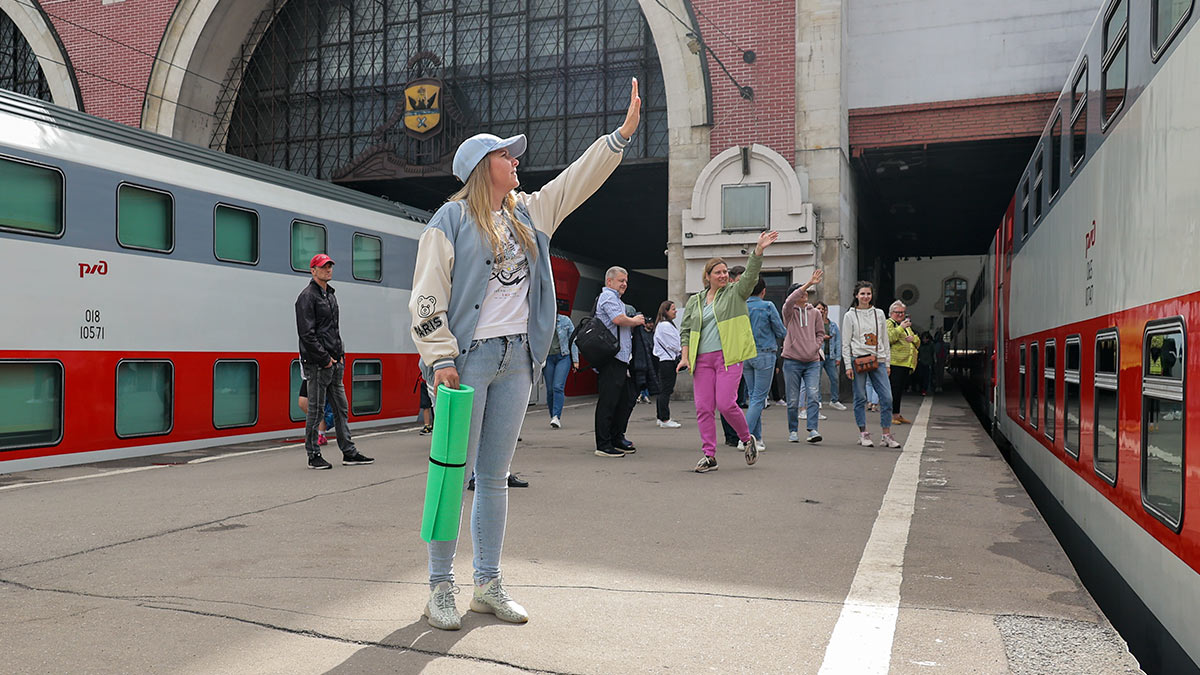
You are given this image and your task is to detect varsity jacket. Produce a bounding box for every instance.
[678,252,762,369]
[409,130,629,378]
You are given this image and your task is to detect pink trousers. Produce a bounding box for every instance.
[693,351,749,456]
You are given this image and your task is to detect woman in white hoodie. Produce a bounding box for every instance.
[841,281,901,448]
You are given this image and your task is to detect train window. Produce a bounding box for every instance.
[1101,0,1129,130]
[0,155,64,238]
[1020,178,1030,239]
[1141,321,1185,530]
[1044,341,1056,440]
[1029,343,1039,430]
[1032,150,1044,223]
[117,184,174,253]
[213,360,258,429]
[1050,112,1063,201]
[1019,344,1027,420]
[352,233,383,282]
[0,361,63,450]
[214,205,259,265]
[115,360,173,438]
[289,360,306,422]
[1094,331,1119,484]
[1064,337,1082,458]
[1152,0,1193,59]
[351,359,382,415]
[1070,63,1088,173]
[290,220,327,272]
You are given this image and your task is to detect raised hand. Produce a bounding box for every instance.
[618,77,641,140]
[754,230,779,255]
[809,269,824,286]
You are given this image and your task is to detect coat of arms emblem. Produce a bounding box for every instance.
[403,78,442,138]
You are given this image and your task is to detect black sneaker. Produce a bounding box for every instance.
[342,452,374,465]
[507,473,529,488]
[594,447,625,458]
[419,425,433,436]
[308,454,332,470]
[617,438,637,454]
[468,476,475,491]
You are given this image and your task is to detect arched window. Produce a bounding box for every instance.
[0,10,52,101]
[226,0,667,179]
[942,276,968,314]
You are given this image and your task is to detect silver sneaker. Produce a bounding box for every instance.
[830,401,847,411]
[470,577,528,623]
[788,431,799,443]
[424,582,461,630]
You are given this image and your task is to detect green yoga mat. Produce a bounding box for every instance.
[420,383,475,542]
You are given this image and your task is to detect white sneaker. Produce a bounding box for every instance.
[818,401,823,409]
[859,432,875,447]
[818,412,828,420]
[830,401,847,411]
[756,437,767,453]
[788,431,799,442]
[424,582,461,630]
[882,433,902,449]
[763,399,771,408]
[799,410,807,420]
[658,419,681,428]
[549,416,561,428]
[807,429,822,443]
[470,577,528,623]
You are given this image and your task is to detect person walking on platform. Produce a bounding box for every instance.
[544,308,580,429]
[887,301,920,425]
[295,254,374,470]
[842,281,901,448]
[652,300,683,428]
[815,301,847,411]
[408,78,642,630]
[677,230,780,473]
[592,268,644,457]
[782,271,826,443]
[743,279,786,446]
[720,265,749,447]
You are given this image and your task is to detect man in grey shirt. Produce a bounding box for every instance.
[593,266,644,457]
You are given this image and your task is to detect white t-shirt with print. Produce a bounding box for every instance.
[473,212,531,340]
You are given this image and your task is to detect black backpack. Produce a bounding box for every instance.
[570,296,619,366]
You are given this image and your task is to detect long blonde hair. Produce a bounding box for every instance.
[449,157,537,261]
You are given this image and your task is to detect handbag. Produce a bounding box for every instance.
[851,308,881,373]
[570,296,619,366]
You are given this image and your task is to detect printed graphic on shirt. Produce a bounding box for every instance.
[864,332,878,347]
[491,226,529,290]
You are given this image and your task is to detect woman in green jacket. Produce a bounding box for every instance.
[677,230,779,472]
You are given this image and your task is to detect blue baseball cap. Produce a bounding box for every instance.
[452,133,527,182]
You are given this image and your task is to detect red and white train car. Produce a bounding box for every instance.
[959,1,1200,670]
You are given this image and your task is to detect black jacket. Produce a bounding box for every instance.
[631,326,661,396]
[296,280,344,365]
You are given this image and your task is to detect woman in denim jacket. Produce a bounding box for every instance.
[545,312,580,428]
[409,79,641,631]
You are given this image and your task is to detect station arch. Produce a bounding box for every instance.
[0,0,81,109]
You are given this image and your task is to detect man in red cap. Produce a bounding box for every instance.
[296,253,373,469]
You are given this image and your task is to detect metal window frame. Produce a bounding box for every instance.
[351,358,383,416]
[720,182,771,232]
[1094,329,1119,485]
[1032,149,1044,223]
[1064,335,1082,458]
[1018,343,1027,420]
[212,359,261,430]
[290,219,328,272]
[1140,318,1186,532]
[114,359,175,439]
[116,182,176,254]
[351,232,383,282]
[0,359,65,451]
[0,12,53,101]
[1100,0,1130,131]
[1049,110,1063,202]
[1069,60,1088,174]
[1043,339,1057,441]
[1029,342,1040,430]
[1151,0,1193,61]
[1020,176,1030,239]
[213,203,261,266]
[0,153,65,239]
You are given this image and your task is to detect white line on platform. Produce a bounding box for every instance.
[0,465,166,492]
[818,396,933,675]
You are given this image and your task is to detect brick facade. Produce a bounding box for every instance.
[849,92,1060,150]
[691,0,796,164]
[42,0,178,125]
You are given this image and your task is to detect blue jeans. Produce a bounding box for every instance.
[429,334,532,586]
[852,366,894,430]
[783,359,822,433]
[543,352,571,418]
[742,351,777,439]
[820,356,841,403]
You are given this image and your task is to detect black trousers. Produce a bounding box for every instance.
[890,365,911,416]
[656,357,679,422]
[595,358,636,450]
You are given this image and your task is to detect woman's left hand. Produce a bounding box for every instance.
[754,230,779,255]
[618,78,641,140]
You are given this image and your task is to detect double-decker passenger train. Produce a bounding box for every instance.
[0,91,602,474]
[954,1,1200,670]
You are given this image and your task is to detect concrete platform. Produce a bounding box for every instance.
[0,389,1141,674]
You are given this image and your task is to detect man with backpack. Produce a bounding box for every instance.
[591,266,644,457]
